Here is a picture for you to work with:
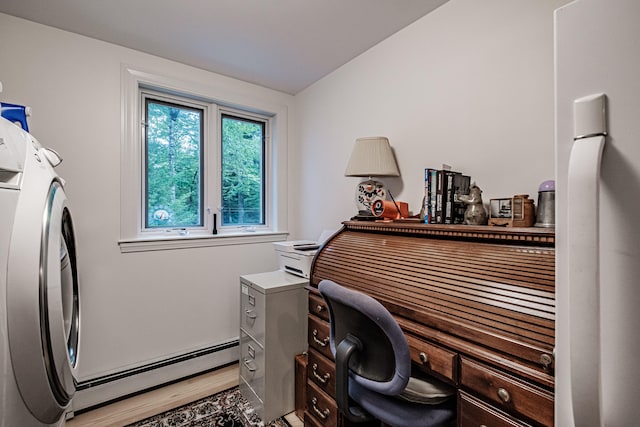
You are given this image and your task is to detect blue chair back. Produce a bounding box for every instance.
[318,279,456,427]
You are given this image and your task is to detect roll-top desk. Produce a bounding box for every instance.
[304,221,555,427]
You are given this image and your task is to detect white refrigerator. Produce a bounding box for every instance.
[555,0,640,426]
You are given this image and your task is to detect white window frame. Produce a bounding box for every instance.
[140,89,212,235]
[119,65,288,252]
[217,106,271,232]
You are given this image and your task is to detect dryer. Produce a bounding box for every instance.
[0,116,80,426]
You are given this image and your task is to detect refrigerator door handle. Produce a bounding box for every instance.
[567,134,605,427]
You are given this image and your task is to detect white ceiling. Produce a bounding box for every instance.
[0,0,448,94]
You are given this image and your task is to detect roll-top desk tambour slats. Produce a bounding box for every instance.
[305,222,555,427]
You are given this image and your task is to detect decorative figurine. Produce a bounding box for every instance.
[459,183,488,225]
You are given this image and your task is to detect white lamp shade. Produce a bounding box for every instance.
[344,137,400,177]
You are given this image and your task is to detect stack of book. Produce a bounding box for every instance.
[424,167,471,224]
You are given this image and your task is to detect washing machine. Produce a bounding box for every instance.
[0,116,80,426]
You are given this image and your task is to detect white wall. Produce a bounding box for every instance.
[0,12,294,388]
[293,0,571,241]
[1,0,571,407]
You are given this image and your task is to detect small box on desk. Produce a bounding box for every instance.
[488,195,535,227]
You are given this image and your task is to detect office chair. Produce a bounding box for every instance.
[318,279,456,427]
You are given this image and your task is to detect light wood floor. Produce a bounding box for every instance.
[66,364,303,427]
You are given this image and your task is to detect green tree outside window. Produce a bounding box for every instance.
[221,114,265,226]
[145,99,203,228]
[144,98,265,230]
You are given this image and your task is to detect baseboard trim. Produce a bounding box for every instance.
[71,339,239,412]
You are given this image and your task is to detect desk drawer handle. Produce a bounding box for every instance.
[242,358,257,373]
[540,353,554,370]
[245,309,257,320]
[312,363,330,384]
[311,397,330,420]
[316,304,325,313]
[419,352,429,364]
[312,329,329,347]
[497,387,511,403]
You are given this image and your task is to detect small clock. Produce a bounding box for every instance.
[372,199,386,216]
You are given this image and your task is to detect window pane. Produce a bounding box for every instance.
[145,99,203,228]
[221,114,265,226]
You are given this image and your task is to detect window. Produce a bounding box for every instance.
[120,66,289,252]
[221,112,265,226]
[141,92,270,233]
[144,94,204,229]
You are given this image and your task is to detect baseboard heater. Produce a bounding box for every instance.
[77,339,238,390]
[71,339,239,412]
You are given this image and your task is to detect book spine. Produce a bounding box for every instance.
[435,170,444,223]
[430,169,438,223]
[443,171,458,224]
[453,174,471,224]
[424,168,433,223]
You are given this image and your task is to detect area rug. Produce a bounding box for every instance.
[126,386,290,427]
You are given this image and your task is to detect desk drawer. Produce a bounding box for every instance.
[308,348,336,398]
[309,292,330,322]
[459,391,531,427]
[308,315,333,360]
[306,380,338,427]
[304,410,325,427]
[406,333,458,385]
[460,357,553,426]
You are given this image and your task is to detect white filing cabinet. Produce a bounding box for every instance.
[239,271,308,423]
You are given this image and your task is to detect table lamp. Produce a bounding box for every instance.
[344,136,400,216]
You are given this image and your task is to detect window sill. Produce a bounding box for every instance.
[118,230,289,253]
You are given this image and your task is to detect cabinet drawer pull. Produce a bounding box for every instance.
[242,358,257,372]
[312,329,329,347]
[245,309,257,320]
[497,387,511,403]
[419,352,429,364]
[540,353,554,370]
[312,363,331,384]
[311,397,330,420]
[316,304,325,313]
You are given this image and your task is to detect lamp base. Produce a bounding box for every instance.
[354,179,386,215]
